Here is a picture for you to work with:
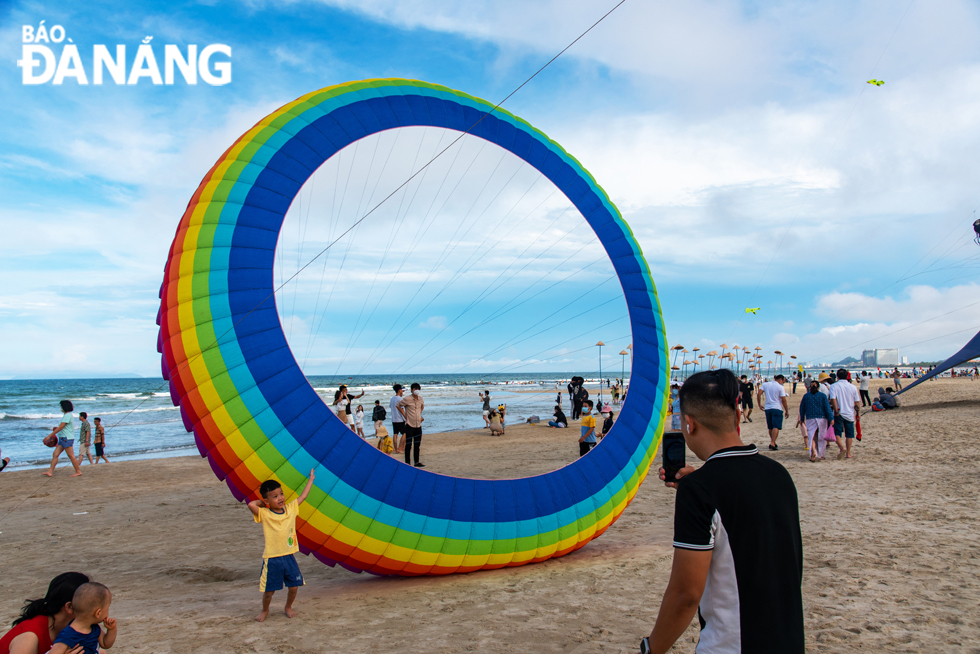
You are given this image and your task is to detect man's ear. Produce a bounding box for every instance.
[683,413,698,438]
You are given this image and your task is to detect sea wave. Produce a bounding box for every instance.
[0,412,62,420]
[0,406,177,420]
[5,443,198,469]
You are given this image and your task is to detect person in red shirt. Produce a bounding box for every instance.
[1,572,89,654]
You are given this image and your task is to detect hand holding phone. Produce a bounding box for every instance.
[662,431,686,487]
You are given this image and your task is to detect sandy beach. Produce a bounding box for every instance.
[1,377,978,652]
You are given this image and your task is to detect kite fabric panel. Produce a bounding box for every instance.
[158,79,670,576]
[895,329,980,396]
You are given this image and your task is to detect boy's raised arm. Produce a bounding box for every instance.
[297,469,316,505]
[247,498,265,517]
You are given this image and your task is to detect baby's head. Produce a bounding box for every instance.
[71,582,111,626]
[259,479,286,510]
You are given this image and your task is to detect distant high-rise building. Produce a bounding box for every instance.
[862,349,876,366]
[902,356,909,365]
[875,348,900,366]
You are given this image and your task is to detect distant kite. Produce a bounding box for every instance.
[745,307,760,315]
[867,79,884,86]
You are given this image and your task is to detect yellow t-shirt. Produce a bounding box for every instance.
[581,413,596,430]
[254,500,300,558]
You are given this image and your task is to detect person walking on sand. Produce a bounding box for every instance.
[757,374,789,451]
[479,391,491,428]
[859,370,872,406]
[371,400,386,437]
[578,400,597,456]
[738,375,755,423]
[641,369,804,654]
[830,369,861,459]
[797,380,834,462]
[77,412,94,466]
[891,367,903,391]
[389,385,407,455]
[397,383,425,467]
[44,400,82,477]
[92,417,109,463]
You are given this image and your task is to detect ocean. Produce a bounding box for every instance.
[0,373,625,470]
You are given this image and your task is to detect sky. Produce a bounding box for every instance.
[3,0,980,378]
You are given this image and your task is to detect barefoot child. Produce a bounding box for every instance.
[93,417,109,463]
[78,412,94,466]
[248,470,316,622]
[49,582,117,654]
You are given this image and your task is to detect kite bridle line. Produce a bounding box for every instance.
[99,0,629,438]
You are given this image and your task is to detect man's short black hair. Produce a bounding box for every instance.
[259,479,282,498]
[410,382,421,391]
[374,399,380,404]
[837,368,848,380]
[79,412,87,419]
[740,375,747,380]
[774,374,786,381]
[93,417,101,422]
[393,384,403,392]
[678,369,740,433]
[585,400,594,409]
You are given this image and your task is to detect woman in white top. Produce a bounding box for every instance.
[354,405,365,439]
[44,400,82,477]
[333,389,354,431]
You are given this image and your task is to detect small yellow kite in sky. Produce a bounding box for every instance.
[745,307,760,315]
[867,79,884,86]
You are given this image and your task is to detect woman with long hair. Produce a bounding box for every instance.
[43,400,82,478]
[0,572,89,653]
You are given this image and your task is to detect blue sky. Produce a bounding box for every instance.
[3,0,980,378]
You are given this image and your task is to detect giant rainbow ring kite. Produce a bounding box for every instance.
[159,79,668,575]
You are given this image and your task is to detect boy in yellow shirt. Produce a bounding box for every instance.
[247,469,316,622]
[579,400,597,456]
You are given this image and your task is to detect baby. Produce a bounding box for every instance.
[49,582,117,654]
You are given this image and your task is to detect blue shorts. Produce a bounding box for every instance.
[58,437,74,449]
[259,554,304,592]
[834,415,855,439]
[764,409,784,430]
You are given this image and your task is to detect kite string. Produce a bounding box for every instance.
[95,0,628,443]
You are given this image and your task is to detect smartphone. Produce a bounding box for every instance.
[662,431,686,483]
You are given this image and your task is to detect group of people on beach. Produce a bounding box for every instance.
[33,400,109,478]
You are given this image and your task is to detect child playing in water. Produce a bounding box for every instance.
[247,470,316,622]
[49,582,117,654]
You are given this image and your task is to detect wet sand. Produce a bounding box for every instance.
[0,377,977,652]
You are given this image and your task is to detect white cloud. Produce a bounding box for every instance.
[419,315,448,329]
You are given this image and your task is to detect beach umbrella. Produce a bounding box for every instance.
[671,344,684,370]
[707,350,718,369]
[719,343,729,367]
[774,350,784,374]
